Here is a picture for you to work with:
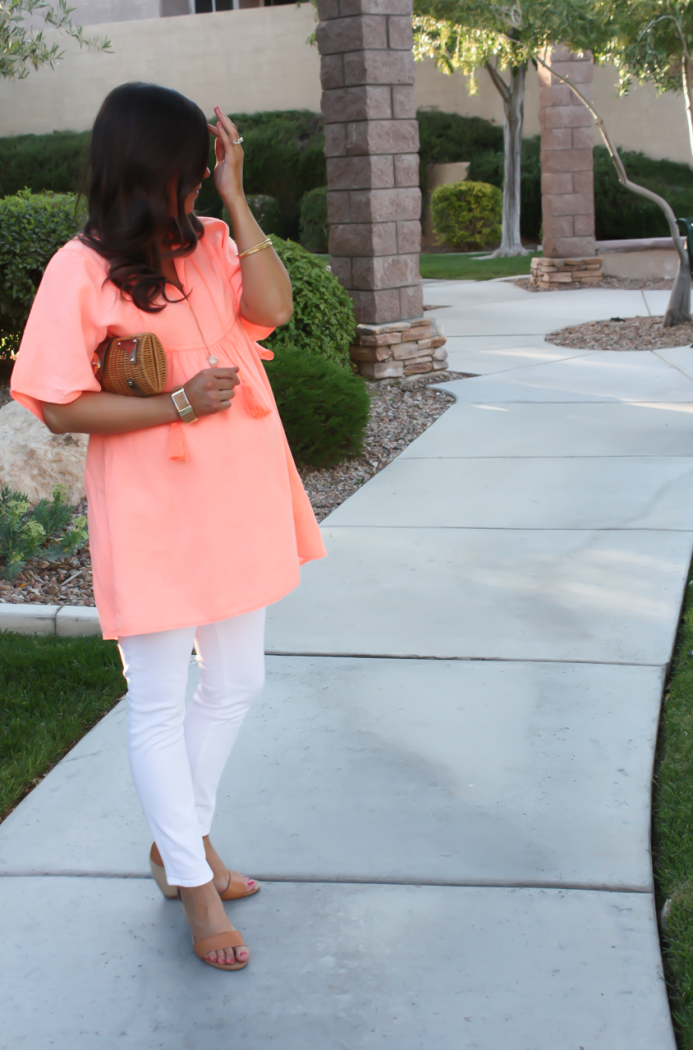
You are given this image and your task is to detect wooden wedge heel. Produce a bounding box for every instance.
[149,842,261,900]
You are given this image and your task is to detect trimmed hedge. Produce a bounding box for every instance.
[5,110,693,244]
[263,236,356,367]
[467,136,542,242]
[265,346,369,469]
[299,186,328,253]
[0,190,79,356]
[431,180,502,250]
[199,110,326,239]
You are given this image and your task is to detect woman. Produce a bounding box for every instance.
[10,82,326,971]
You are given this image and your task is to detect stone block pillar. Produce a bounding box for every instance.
[532,45,602,288]
[317,0,425,330]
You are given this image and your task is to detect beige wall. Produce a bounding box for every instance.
[1,5,691,168]
[0,5,321,135]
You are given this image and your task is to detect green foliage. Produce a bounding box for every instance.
[263,236,356,368]
[199,110,326,240]
[224,194,283,236]
[1,0,111,82]
[0,485,88,580]
[594,0,693,99]
[653,566,693,1045]
[417,109,503,197]
[299,186,328,253]
[594,146,693,239]
[0,632,123,821]
[468,135,542,241]
[431,179,502,250]
[265,346,369,469]
[413,0,607,77]
[0,130,89,199]
[0,189,79,354]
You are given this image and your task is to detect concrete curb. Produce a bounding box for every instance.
[0,603,101,637]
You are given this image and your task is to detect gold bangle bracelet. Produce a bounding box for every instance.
[237,237,273,259]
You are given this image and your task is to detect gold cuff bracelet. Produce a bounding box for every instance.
[238,237,273,259]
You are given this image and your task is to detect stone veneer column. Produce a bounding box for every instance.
[531,45,602,288]
[317,0,424,327]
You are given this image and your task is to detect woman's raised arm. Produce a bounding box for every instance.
[210,108,294,330]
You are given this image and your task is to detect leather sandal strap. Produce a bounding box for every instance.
[220,870,250,900]
[194,931,245,959]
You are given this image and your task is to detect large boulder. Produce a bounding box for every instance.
[0,401,87,504]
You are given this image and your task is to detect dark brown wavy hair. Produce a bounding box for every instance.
[80,82,210,312]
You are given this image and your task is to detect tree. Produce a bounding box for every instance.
[595,0,693,163]
[412,0,601,256]
[415,0,691,323]
[1,0,110,80]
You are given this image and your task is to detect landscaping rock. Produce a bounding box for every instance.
[0,401,87,503]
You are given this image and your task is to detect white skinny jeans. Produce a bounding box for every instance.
[118,608,266,887]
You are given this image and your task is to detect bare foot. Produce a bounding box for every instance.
[203,835,259,897]
[179,880,249,967]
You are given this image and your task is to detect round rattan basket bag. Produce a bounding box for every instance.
[99,333,167,397]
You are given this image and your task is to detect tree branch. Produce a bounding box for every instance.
[485,60,511,103]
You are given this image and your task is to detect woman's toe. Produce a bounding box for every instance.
[236,946,249,964]
[244,878,257,893]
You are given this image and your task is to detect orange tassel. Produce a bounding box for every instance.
[240,377,271,418]
[167,422,188,460]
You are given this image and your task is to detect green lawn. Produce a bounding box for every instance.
[419,252,539,281]
[313,252,538,282]
[653,564,693,1046]
[0,632,125,821]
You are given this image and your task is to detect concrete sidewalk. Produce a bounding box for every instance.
[2,281,692,1047]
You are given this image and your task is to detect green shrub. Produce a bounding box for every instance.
[263,236,356,368]
[593,147,693,239]
[417,110,504,200]
[198,110,326,239]
[0,189,80,357]
[468,136,542,241]
[0,485,88,580]
[299,186,328,253]
[265,346,369,468]
[0,131,89,199]
[431,180,502,250]
[224,194,283,236]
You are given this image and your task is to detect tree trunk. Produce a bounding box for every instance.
[533,50,690,326]
[485,60,529,257]
[682,58,693,166]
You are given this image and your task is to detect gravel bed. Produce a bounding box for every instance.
[513,276,675,293]
[546,314,693,352]
[0,372,464,606]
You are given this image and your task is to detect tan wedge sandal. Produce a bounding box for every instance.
[175,887,250,971]
[149,842,261,901]
[193,930,249,971]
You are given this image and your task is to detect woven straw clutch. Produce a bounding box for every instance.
[98,333,167,397]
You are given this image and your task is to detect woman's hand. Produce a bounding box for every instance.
[183,366,240,417]
[42,367,240,436]
[208,109,244,203]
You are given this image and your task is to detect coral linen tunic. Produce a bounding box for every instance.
[10,218,326,639]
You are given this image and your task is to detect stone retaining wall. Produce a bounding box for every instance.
[349,316,448,378]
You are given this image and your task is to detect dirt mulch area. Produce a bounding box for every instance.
[0,371,466,606]
[546,315,693,353]
[514,276,675,293]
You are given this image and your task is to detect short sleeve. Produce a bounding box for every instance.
[200,217,276,352]
[10,244,108,424]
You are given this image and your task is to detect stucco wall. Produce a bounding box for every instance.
[1,4,691,167]
[0,5,321,133]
